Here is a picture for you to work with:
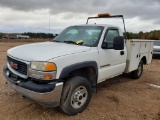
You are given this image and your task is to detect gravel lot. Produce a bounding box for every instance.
[0,40,160,120]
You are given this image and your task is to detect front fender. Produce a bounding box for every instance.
[59,61,98,79]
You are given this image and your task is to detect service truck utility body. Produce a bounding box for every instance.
[3,14,154,115]
[125,40,153,73]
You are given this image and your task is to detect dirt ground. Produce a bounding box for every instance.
[0,39,160,120]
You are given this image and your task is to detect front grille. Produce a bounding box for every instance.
[7,56,28,75]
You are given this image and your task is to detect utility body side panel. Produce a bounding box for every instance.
[124,39,154,73]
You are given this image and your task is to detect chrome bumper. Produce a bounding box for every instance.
[3,66,63,107]
[7,81,63,107]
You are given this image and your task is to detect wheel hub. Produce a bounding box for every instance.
[71,86,88,109]
[73,91,83,102]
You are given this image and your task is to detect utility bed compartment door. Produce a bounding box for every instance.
[140,42,150,53]
[125,41,141,73]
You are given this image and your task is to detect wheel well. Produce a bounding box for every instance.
[65,67,97,90]
[141,56,147,65]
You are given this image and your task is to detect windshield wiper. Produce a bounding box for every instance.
[63,41,77,45]
[52,40,61,42]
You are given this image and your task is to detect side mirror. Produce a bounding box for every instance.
[113,36,124,50]
[101,43,108,49]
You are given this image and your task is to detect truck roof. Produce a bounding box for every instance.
[71,24,119,28]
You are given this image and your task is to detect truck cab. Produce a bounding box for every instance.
[52,24,127,83]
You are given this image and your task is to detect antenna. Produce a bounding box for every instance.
[49,14,50,34]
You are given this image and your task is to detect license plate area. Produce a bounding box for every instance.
[11,73,18,81]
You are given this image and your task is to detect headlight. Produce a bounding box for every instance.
[30,62,57,80]
[31,62,57,71]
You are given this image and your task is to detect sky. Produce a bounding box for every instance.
[0,0,160,33]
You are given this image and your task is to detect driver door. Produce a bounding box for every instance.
[98,28,126,82]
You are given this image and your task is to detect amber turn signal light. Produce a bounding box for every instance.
[45,63,57,71]
[43,75,53,80]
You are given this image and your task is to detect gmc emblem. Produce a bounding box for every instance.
[10,62,18,69]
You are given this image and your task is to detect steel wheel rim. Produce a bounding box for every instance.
[71,86,88,109]
[137,63,142,76]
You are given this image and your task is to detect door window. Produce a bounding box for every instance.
[103,29,120,49]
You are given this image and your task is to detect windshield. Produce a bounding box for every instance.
[154,41,160,46]
[53,26,104,47]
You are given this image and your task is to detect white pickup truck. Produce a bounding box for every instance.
[3,14,153,115]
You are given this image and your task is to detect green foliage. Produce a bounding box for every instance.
[0,33,2,39]
[1,30,160,40]
[125,30,160,40]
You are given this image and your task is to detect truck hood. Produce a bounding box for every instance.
[7,42,91,61]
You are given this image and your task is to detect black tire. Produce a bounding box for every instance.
[131,60,143,79]
[60,76,92,116]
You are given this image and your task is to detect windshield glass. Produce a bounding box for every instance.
[154,41,160,46]
[53,26,104,47]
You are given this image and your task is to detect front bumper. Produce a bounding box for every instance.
[3,65,63,107]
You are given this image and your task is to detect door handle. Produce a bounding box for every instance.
[120,51,124,55]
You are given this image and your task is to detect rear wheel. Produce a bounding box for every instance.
[131,60,143,79]
[60,76,92,116]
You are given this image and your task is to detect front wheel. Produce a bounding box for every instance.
[60,76,92,116]
[131,60,143,79]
